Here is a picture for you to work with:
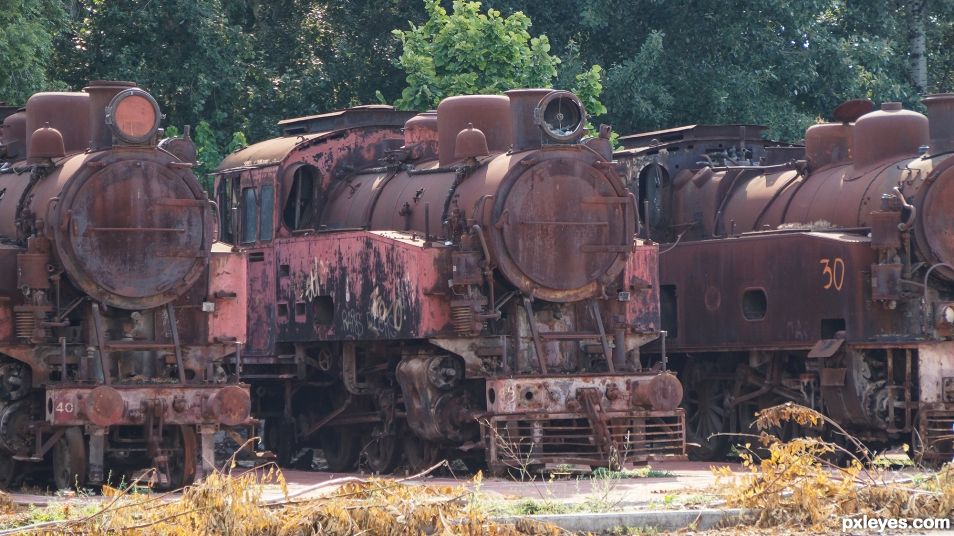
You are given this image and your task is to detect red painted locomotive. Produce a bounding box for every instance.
[214,89,685,473]
[616,97,954,463]
[0,82,249,489]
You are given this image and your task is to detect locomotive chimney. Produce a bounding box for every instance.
[921,93,954,155]
[84,80,137,150]
[505,88,552,152]
[506,89,587,152]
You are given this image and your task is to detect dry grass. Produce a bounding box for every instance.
[1,465,569,535]
[713,402,954,531]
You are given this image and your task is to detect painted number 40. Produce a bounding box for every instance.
[819,257,845,291]
[54,401,75,414]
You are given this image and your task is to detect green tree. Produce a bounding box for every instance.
[486,0,923,141]
[0,0,66,103]
[52,0,253,141]
[393,0,604,114]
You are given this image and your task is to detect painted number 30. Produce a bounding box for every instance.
[819,258,845,291]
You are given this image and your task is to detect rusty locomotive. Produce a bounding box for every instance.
[214,89,686,474]
[616,97,954,463]
[0,82,250,489]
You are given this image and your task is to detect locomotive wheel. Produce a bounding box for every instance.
[264,417,296,467]
[363,424,401,474]
[52,427,87,491]
[402,434,441,474]
[164,426,198,490]
[0,453,21,489]
[683,363,729,461]
[321,428,360,472]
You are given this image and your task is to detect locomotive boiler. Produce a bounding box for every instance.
[214,89,685,474]
[616,97,954,463]
[0,81,249,489]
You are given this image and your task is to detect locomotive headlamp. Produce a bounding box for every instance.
[105,88,161,144]
[533,90,586,142]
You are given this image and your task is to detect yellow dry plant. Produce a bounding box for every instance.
[714,402,954,531]
[8,464,568,535]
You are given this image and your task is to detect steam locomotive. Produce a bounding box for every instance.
[616,96,954,463]
[0,82,249,489]
[214,89,685,474]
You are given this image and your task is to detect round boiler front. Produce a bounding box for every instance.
[49,155,211,310]
[490,150,635,302]
[915,161,954,281]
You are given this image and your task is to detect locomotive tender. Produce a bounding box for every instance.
[214,89,685,473]
[616,96,954,463]
[0,81,249,489]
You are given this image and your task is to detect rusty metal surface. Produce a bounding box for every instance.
[436,95,511,166]
[486,373,682,415]
[623,240,660,336]
[656,232,894,351]
[617,124,768,150]
[84,81,136,150]
[27,125,65,160]
[273,230,450,343]
[485,150,634,302]
[25,92,90,157]
[805,123,851,169]
[854,103,928,168]
[913,160,954,280]
[38,151,211,309]
[484,410,686,468]
[46,384,250,426]
[0,111,27,161]
[403,111,438,160]
[831,99,873,123]
[206,244,247,344]
[277,105,415,136]
[922,94,954,155]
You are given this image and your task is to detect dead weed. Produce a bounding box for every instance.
[714,402,954,531]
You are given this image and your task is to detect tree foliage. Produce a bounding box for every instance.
[0,0,65,103]
[392,0,561,110]
[2,0,954,145]
[53,0,252,141]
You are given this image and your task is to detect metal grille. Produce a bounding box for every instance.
[484,410,685,468]
[922,409,954,463]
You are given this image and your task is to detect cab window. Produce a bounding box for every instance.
[283,166,316,230]
[216,176,237,244]
[260,184,274,241]
[241,187,257,243]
